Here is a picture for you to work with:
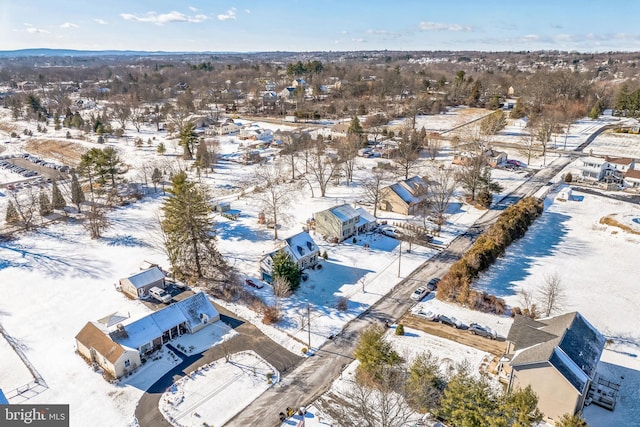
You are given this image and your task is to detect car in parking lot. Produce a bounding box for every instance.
[413,309,439,321]
[410,286,429,301]
[380,226,400,238]
[468,323,497,339]
[426,277,440,291]
[439,315,464,329]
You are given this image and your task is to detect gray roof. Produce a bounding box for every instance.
[508,312,605,392]
[122,266,164,289]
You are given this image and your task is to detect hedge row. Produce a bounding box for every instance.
[436,196,544,313]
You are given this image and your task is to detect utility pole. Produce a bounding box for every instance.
[307,303,311,349]
[397,241,402,278]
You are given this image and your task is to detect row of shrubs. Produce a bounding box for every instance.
[436,196,544,313]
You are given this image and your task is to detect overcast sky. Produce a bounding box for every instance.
[3,0,640,52]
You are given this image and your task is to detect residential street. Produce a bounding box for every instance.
[135,157,573,427]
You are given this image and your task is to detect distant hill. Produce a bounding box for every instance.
[0,48,215,58]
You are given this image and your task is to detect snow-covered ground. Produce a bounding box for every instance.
[160,351,275,427]
[1,105,638,426]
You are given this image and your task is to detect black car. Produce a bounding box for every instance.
[439,315,463,329]
[468,323,497,339]
[426,277,440,291]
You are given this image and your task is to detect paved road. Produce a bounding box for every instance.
[226,157,573,427]
[135,303,302,427]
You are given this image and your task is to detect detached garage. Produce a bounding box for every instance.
[119,266,166,299]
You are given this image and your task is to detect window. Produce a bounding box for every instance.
[124,359,131,368]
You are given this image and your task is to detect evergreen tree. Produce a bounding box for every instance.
[51,180,66,210]
[404,351,445,413]
[70,172,86,212]
[39,191,53,216]
[348,115,363,136]
[437,365,499,427]
[5,201,19,223]
[499,385,543,427]
[161,171,227,284]
[156,141,166,155]
[589,99,603,119]
[271,249,302,292]
[353,324,402,382]
[179,121,198,160]
[555,413,589,427]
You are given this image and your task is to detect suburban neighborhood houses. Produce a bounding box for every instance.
[1,33,640,427]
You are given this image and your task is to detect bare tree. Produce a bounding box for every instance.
[110,98,131,130]
[253,160,299,239]
[538,272,566,317]
[427,167,458,233]
[519,130,537,166]
[362,166,392,217]
[394,125,423,180]
[8,188,39,230]
[336,135,361,184]
[307,140,340,197]
[273,275,293,298]
[518,289,539,319]
[83,195,113,239]
[455,155,485,201]
[336,365,414,427]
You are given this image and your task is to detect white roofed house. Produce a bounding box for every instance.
[355,207,377,234]
[577,156,631,183]
[260,231,319,283]
[315,204,361,243]
[75,292,220,378]
[378,176,429,216]
[500,312,606,424]
[119,266,166,299]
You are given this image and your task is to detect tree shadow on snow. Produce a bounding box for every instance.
[104,234,152,248]
[474,210,579,297]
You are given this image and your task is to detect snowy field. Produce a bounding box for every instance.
[473,188,640,425]
[1,105,637,426]
[585,130,640,159]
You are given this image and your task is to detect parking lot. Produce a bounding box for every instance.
[399,312,506,356]
[0,154,69,190]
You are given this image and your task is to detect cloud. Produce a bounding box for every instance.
[121,11,208,25]
[418,21,472,32]
[23,24,49,34]
[366,29,401,39]
[94,18,108,25]
[60,22,79,29]
[217,8,237,21]
[245,9,251,14]
[188,6,198,12]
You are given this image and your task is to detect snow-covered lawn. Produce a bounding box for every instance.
[160,351,275,427]
[585,130,640,159]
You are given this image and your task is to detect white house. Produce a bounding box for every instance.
[75,292,220,378]
[577,156,635,183]
[315,204,361,242]
[355,207,377,233]
[260,231,319,283]
[119,266,166,299]
[624,169,640,189]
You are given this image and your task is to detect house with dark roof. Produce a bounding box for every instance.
[378,176,429,215]
[624,168,640,189]
[260,231,319,283]
[500,312,605,424]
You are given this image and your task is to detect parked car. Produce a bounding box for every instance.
[468,323,497,339]
[380,226,398,238]
[426,277,440,291]
[245,278,264,289]
[148,286,172,303]
[410,286,429,301]
[439,315,464,329]
[413,309,439,321]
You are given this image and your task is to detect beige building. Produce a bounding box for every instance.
[501,312,605,425]
[118,266,166,299]
[75,322,141,379]
[378,176,429,215]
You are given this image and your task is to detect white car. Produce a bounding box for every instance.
[410,286,429,301]
[149,286,172,303]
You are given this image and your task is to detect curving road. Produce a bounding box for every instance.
[134,304,302,427]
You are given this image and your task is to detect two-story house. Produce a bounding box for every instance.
[260,231,319,283]
[315,204,361,243]
[378,176,429,215]
[500,312,605,425]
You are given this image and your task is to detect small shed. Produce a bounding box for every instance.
[119,266,166,299]
[557,187,573,201]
